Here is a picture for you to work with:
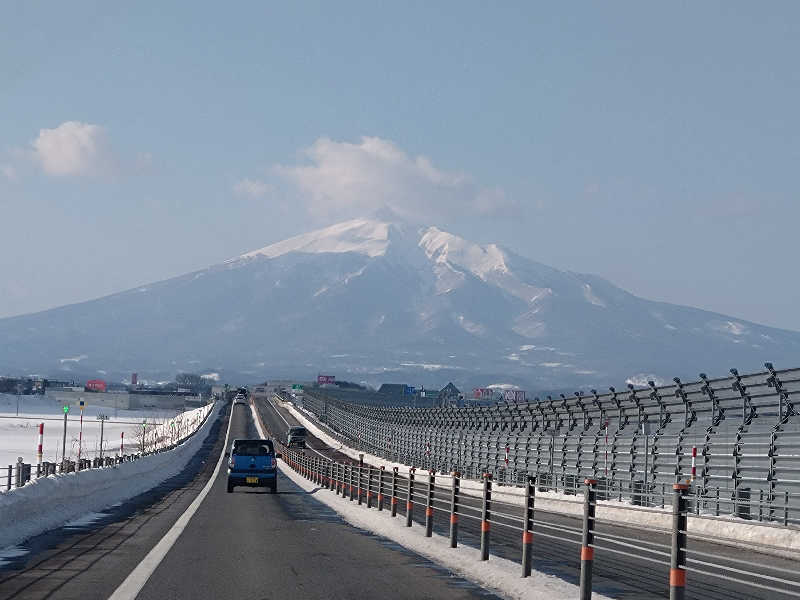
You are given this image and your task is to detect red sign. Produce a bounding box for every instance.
[317,375,336,385]
[473,387,493,399]
[131,373,138,386]
[86,379,107,392]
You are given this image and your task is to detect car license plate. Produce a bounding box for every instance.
[246,476,258,484]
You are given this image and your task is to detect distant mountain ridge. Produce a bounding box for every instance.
[1,217,799,389]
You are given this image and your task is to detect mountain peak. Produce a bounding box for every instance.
[229,218,391,263]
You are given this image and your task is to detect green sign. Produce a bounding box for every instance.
[63,405,69,414]
[292,384,304,390]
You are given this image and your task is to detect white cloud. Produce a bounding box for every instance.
[233,178,272,198]
[31,121,111,176]
[272,136,515,221]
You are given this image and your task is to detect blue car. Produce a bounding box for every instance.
[226,438,279,493]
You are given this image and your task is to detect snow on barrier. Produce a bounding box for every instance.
[0,402,220,549]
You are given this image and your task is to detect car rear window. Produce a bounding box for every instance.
[233,441,274,456]
[289,427,306,434]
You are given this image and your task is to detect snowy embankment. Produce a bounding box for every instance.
[277,397,800,559]
[0,402,219,549]
[250,400,608,600]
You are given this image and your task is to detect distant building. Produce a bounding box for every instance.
[439,382,462,407]
[377,383,408,396]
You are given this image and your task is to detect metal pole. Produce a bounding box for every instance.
[378,466,385,511]
[37,423,44,476]
[99,416,106,460]
[391,467,399,517]
[644,434,649,506]
[425,470,435,537]
[62,406,69,468]
[450,471,460,548]
[670,483,689,600]
[579,479,597,600]
[522,476,536,577]
[367,466,374,508]
[406,468,416,527]
[358,464,363,505]
[77,402,84,468]
[480,473,492,561]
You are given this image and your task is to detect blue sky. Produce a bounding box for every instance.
[1,2,799,331]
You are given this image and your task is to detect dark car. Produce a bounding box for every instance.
[226,438,278,493]
[286,426,307,448]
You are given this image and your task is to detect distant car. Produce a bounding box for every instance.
[286,426,307,448]
[234,394,246,405]
[227,439,278,493]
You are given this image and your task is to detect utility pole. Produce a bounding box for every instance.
[97,414,109,460]
[77,400,85,466]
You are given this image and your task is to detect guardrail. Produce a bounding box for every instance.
[279,444,800,599]
[1,402,215,493]
[295,364,800,527]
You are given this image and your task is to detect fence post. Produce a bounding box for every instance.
[406,468,416,527]
[579,478,597,600]
[450,471,460,548]
[425,470,435,537]
[367,466,374,508]
[670,483,689,600]
[378,466,385,511]
[7,465,11,491]
[350,464,356,501]
[358,464,364,505]
[481,473,492,561]
[391,467,399,517]
[522,475,536,577]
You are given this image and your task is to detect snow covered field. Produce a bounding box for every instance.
[0,401,220,549]
[0,394,194,469]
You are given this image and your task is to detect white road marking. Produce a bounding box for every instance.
[264,396,330,459]
[107,403,235,600]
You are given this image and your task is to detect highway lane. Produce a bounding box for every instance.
[256,396,800,600]
[136,401,498,600]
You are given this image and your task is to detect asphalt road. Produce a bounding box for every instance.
[0,401,498,600]
[255,396,800,600]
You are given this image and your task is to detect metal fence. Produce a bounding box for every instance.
[298,364,800,526]
[279,446,800,599]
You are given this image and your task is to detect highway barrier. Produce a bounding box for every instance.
[278,443,800,599]
[296,363,800,527]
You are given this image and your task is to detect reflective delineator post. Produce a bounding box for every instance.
[522,475,536,577]
[450,472,460,548]
[329,460,335,491]
[579,478,598,600]
[670,483,689,600]
[378,466,385,511]
[406,468,416,527]
[349,464,356,501]
[425,470,435,537]
[391,467,399,517]
[480,473,492,561]
[358,465,364,505]
[36,423,44,477]
[367,466,374,508]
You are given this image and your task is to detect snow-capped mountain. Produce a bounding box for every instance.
[2,218,799,389]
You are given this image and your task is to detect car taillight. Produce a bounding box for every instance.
[270,457,276,468]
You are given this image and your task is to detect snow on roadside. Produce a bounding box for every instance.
[277,453,610,600]
[278,397,800,559]
[0,402,220,550]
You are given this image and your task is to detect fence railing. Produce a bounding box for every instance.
[279,445,800,599]
[1,402,214,493]
[294,364,800,526]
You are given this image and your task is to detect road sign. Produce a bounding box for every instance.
[63,405,69,414]
[79,400,85,409]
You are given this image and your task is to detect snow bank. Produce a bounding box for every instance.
[0,402,220,549]
[279,398,800,559]
[277,450,611,600]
